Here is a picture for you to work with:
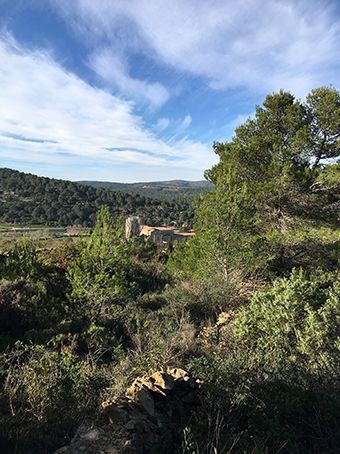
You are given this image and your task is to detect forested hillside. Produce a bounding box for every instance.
[0,168,194,227]
[0,87,339,454]
[79,179,214,201]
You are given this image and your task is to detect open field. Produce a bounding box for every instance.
[0,223,88,252]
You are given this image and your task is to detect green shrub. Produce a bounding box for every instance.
[233,268,340,380]
[186,269,340,453]
[0,238,42,281]
[0,340,108,453]
[66,207,135,317]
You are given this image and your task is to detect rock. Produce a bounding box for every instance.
[216,311,231,326]
[102,404,129,425]
[54,448,68,454]
[105,446,119,454]
[167,367,189,380]
[54,423,131,454]
[124,419,136,431]
[136,388,155,416]
[125,377,147,400]
[150,371,175,390]
[55,368,201,454]
[80,427,104,441]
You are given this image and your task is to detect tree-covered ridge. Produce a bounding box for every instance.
[78,179,214,202]
[0,168,194,227]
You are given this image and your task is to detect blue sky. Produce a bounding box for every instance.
[0,0,339,182]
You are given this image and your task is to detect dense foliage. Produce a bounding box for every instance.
[0,87,339,453]
[0,168,194,227]
[170,86,340,280]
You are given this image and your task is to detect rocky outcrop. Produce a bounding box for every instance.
[54,368,201,454]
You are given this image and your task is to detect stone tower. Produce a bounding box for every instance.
[125,216,141,240]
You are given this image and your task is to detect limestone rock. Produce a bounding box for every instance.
[54,423,133,454]
[150,371,175,390]
[136,388,155,416]
[54,368,201,454]
[167,367,189,380]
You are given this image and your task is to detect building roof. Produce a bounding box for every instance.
[140,225,194,238]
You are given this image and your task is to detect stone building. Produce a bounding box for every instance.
[140,225,194,246]
[125,216,141,240]
[125,216,194,245]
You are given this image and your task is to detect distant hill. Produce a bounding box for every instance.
[0,168,195,227]
[78,179,214,201]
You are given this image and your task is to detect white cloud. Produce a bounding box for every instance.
[180,114,192,130]
[226,112,255,131]
[0,35,214,178]
[53,0,340,98]
[50,1,170,108]
[155,117,170,131]
[89,48,169,108]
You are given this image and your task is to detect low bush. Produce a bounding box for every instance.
[185,269,340,453]
[0,340,108,453]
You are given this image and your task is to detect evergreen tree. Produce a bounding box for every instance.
[177,87,340,279]
[67,207,133,317]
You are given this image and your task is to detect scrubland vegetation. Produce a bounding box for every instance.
[0,87,339,453]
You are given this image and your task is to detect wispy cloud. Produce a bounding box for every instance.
[2,132,59,144]
[0,35,213,178]
[53,0,340,98]
[226,113,255,131]
[180,114,192,130]
[155,118,170,131]
[89,48,169,108]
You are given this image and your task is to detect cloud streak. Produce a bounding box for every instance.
[54,0,340,98]
[89,48,169,108]
[0,35,213,179]
[180,115,192,130]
